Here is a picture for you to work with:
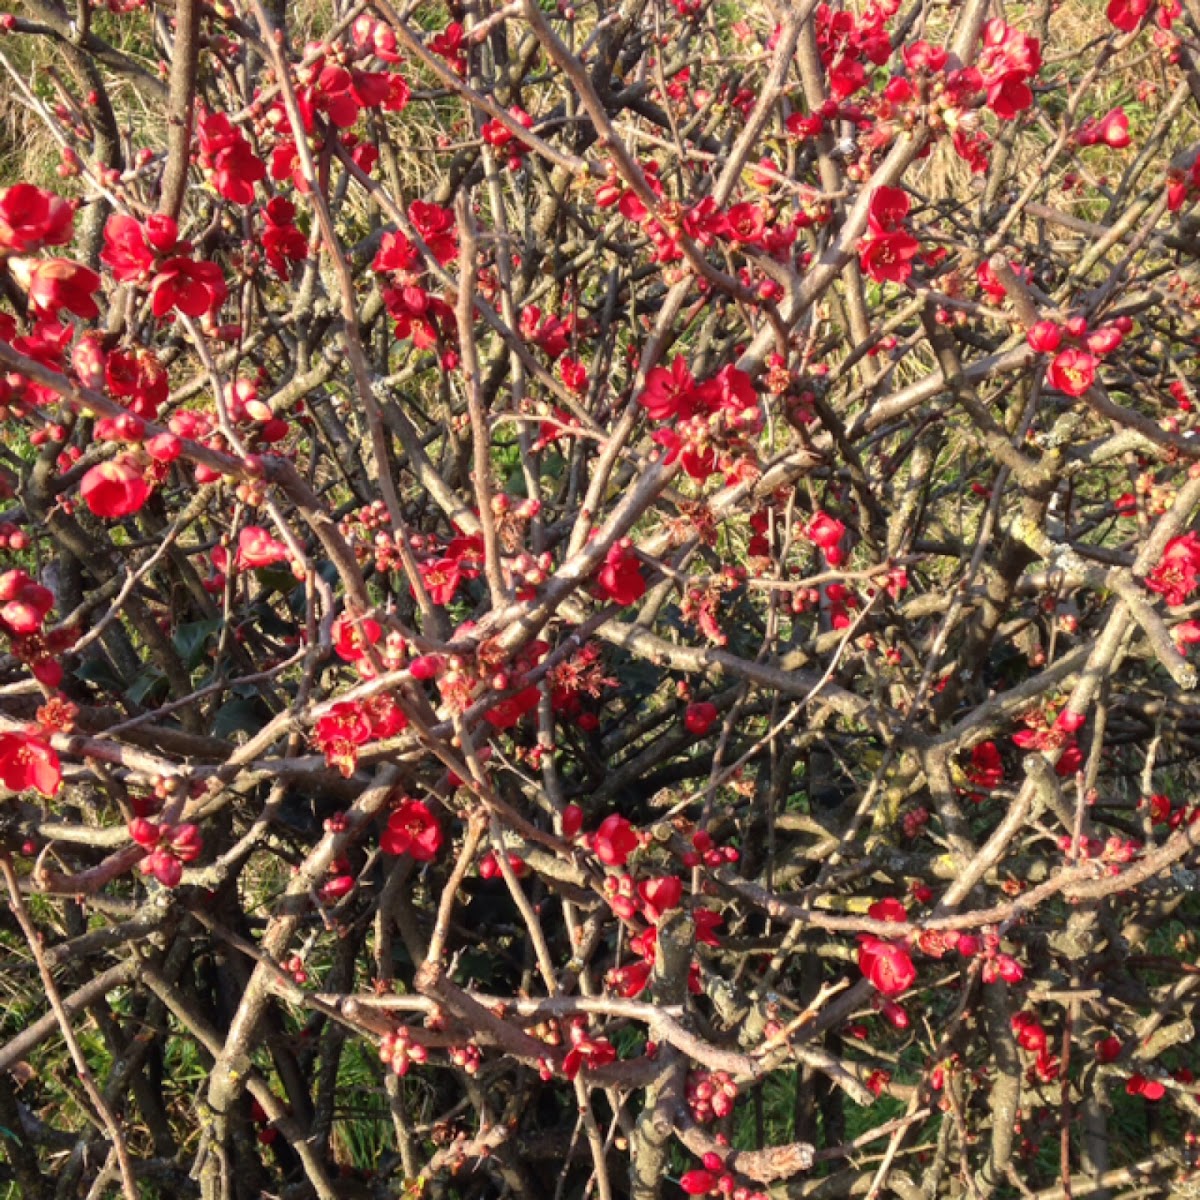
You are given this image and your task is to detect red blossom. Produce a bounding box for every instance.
[679,1170,718,1196]
[640,356,699,421]
[0,184,74,253]
[484,685,540,730]
[0,730,61,796]
[1026,321,1062,353]
[1126,1074,1166,1100]
[805,511,846,551]
[859,229,920,284]
[1045,347,1098,397]
[638,875,683,922]
[1146,533,1200,607]
[236,527,289,571]
[593,814,639,867]
[381,798,443,861]
[80,458,151,519]
[684,702,719,736]
[596,540,646,607]
[12,257,101,320]
[150,257,228,318]
[562,1030,617,1079]
[969,741,1004,789]
[857,936,916,996]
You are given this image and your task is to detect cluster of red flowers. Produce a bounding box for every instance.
[635,358,762,483]
[1012,703,1086,777]
[1146,532,1200,607]
[1107,0,1179,34]
[804,509,847,566]
[128,817,203,888]
[857,899,916,997]
[1027,314,1130,398]
[378,1026,429,1078]
[1011,1011,1060,1082]
[0,567,73,689]
[372,204,459,352]
[102,212,227,319]
[814,0,898,100]
[679,1153,768,1200]
[858,186,920,285]
[196,107,265,205]
[312,694,409,777]
[685,1070,738,1123]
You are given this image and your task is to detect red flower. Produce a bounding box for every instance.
[859,230,920,284]
[237,526,289,570]
[606,960,652,997]
[684,702,718,736]
[638,875,683,922]
[562,803,584,839]
[866,1069,892,1096]
[696,363,757,414]
[150,257,228,318]
[1045,347,1097,396]
[409,654,443,681]
[1146,532,1200,607]
[428,21,467,73]
[373,230,420,276]
[1107,0,1150,29]
[857,936,916,996]
[101,213,159,281]
[363,694,408,740]
[417,557,463,606]
[1089,108,1131,148]
[867,186,910,233]
[0,570,54,636]
[679,1170,718,1196]
[197,109,266,204]
[313,701,372,776]
[593,814,639,867]
[596,541,646,607]
[80,458,151,519]
[106,347,169,418]
[169,823,203,862]
[0,184,74,253]
[969,741,1004,789]
[12,257,101,320]
[140,849,183,888]
[1026,321,1061,353]
[409,199,458,264]
[262,202,308,277]
[868,897,909,923]
[693,907,724,946]
[381,798,443,860]
[805,511,846,551]
[484,685,540,730]
[640,356,699,421]
[562,1032,617,1079]
[986,72,1033,120]
[1126,1074,1166,1100]
[332,613,383,662]
[0,730,61,796]
[1012,1012,1048,1052]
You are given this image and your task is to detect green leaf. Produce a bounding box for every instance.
[212,696,269,739]
[125,668,167,706]
[74,656,126,693]
[173,618,223,670]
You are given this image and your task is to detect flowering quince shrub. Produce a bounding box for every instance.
[4,2,1200,1200]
